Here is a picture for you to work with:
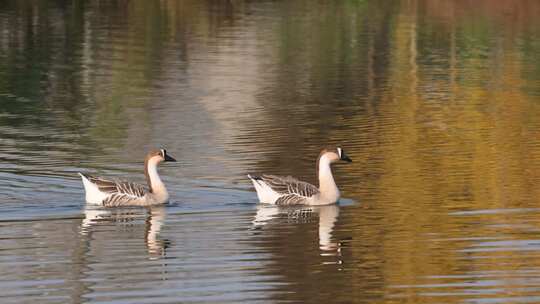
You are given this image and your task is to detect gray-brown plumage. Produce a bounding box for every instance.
[250,174,319,205]
[248,146,352,206]
[79,149,176,207]
[80,174,147,207]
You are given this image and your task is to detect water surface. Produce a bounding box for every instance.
[0,1,539,303]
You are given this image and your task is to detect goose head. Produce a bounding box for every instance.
[318,146,352,166]
[146,149,177,165]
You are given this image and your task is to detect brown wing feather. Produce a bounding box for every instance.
[82,173,147,205]
[275,194,307,206]
[259,175,318,195]
[85,175,119,193]
[102,192,144,207]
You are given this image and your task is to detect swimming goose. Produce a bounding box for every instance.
[248,147,352,206]
[79,149,176,207]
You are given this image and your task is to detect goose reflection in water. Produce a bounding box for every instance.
[80,205,169,258]
[252,204,345,256]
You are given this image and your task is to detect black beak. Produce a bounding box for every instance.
[341,150,352,163]
[164,154,176,162]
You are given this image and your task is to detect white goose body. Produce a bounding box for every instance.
[79,149,176,207]
[248,147,352,206]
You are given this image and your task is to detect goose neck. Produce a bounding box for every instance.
[317,155,339,202]
[145,159,167,195]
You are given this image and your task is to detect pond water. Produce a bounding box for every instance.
[0,1,539,303]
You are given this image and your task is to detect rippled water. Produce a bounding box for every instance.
[1,0,539,303]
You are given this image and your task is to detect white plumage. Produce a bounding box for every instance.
[79,173,110,205]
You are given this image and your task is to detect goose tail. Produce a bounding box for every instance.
[78,172,106,205]
[247,174,279,204]
[247,174,262,184]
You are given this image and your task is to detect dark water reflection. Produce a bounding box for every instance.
[0,0,539,303]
